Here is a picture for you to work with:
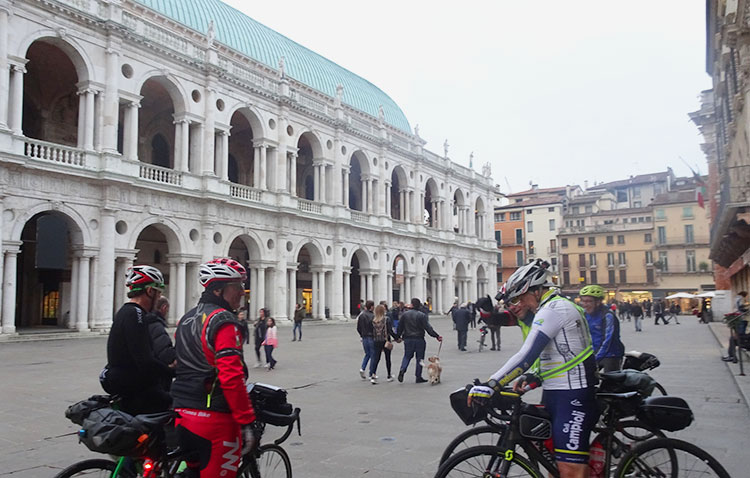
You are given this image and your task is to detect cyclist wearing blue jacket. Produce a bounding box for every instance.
[579,285,624,372]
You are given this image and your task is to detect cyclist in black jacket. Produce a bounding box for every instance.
[100,265,172,414]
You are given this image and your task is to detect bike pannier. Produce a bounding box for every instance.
[78,408,151,456]
[65,394,112,426]
[248,383,294,426]
[519,404,552,440]
[449,386,483,425]
[636,396,694,432]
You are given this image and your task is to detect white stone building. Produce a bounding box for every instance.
[0,0,496,335]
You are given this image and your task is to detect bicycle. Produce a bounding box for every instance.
[55,385,301,478]
[436,385,727,478]
[439,365,667,465]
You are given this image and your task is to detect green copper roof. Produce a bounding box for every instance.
[134,0,412,133]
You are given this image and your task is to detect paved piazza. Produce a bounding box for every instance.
[0,315,747,477]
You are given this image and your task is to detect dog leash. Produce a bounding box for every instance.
[436,339,442,358]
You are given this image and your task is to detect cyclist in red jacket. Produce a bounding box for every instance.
[171,258,258,478]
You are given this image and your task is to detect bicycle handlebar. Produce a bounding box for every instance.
[272,407,301,446]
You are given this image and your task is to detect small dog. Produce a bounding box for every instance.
[425,355,442,385]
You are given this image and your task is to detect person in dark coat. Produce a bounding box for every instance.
[253,309,268,367]
[395,298,442,383]
[357,300,375,379]
[145,296,177,391]
[452,303,472,351]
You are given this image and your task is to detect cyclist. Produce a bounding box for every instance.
[171,258,258,478]
[469,259,597,478]
[100,265,172,414]
[579,285,624,372]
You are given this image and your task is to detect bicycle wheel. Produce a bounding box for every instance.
[435,445,543,478]
[614,437,731,478]
[238,444,292,478]
[53,459,117,478]
[438,424,507,465]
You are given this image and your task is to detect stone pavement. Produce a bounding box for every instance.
[0,314,747,477]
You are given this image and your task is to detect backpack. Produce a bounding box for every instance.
[78,408,152,457]
[372,319,388,342]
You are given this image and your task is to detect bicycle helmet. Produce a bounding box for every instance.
[579,285,606,299]
[199,258,247,288]
[500,259,554,303]
[125,265,165,291]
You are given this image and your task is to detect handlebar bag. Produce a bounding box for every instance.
[248,382,294,424]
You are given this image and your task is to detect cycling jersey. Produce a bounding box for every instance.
[586,304,625,362]
[489,290,596,390]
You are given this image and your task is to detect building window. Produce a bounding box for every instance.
[550,239,557,254]
[617,235,625,245]
[619,269,627,283]
[561,238,568,248]
[572,206,580,214]
[589,253,597,266]
[658,251,668,272]
[616,190,627,202]
[590,270,597,284]
[685,224,694,244]
[528,240,535,255]
[549,219,556,231]
[606,235,614,245]
[562,254,569,267]
[608,269,616,284]
[499,212,506,221]
[515,228,523,244]
[682,206,693,219]
[618,252,626,265]
[516,250,524,266]
[638,216,645,223]
[633,186,641,198]
[607,253,615,266]
[588,237,596,246]
[579,254,586,267]
[497,252,503,265]
[645,250,653,264]
[579,271,587,284]
[686,250,696,272]
[510,211,521,221]
[585,205,593,214]
[657,226,666,245]
[495,230,502,245]
[548,207,555,212]
[644,233,652,243]
[527,221,534,233]
[551,257,558,267]
[577,237,584,246]
[655,208,666,221]
[646,268,654,283]
[497,272,503,283]
[633,201,642,208]
[494,213,501,222]
[563,271,570,286]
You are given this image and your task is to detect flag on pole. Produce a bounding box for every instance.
[692,172,706,209]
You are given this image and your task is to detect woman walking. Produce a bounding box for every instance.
[369,304,396,384]
[262,316,278,370]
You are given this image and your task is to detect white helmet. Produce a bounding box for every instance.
[499,259,554,303]
[125,265,166,291]
[199,258,247,288]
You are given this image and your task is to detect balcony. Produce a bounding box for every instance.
[655,264,712,274]
[497,241,524,248]
[654,236,710,247]
[710,163,750,266]
[558,222,652,235]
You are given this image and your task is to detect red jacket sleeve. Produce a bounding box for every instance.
[214,323,256,425]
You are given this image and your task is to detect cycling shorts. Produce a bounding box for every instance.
[175,408,242,478]
[541,387,598,464]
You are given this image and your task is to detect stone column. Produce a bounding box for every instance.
[8,64,26,135]
[360,274,366,303]
[253,146,261,187]
[289,153,297,196]
[201,223,215,262]
[385,182,392,217]
[320,165,327,203]
[405,274,412,301]
[260,145,268,190]
[77,91,86,149]
[288,268,297,321]
[342,168,350,206]
[168,260,178,315]
[248,268,257,320]
[173,119,189,171]
[311,270,319,318]
[203,86,216,175]
[366,273,374,301]
[77,256,91,331]
[343,269,351,317]
[114,258,128,312]
[216,131,229,181]
[190,122,204,173]
[124,101,139,161]
[0,8,9,129]
[399,190,405,220]
[101,45,120,152]
[257,267,266,312]
[1,245,20,334]
[94,210,116,329]
[83,89,96,150]
[176,261,186,325]
[318,271,326,318]
[69,254,80,329]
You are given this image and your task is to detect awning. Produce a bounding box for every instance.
[665,292,696,299]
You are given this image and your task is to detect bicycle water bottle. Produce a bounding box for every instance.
[589,437,605,478]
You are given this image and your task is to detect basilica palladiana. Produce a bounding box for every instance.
[0,0,496,335]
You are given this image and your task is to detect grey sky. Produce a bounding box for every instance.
[223,0,711,193]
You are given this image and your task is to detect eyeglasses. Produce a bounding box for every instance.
[508,296,522,306]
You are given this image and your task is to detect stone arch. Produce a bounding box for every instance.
[425,257,442,312]
[390,165,409,220]
[225,103,266,139]
[227,107,261,187]
[294,240,326,317]
[137,74,188,168]
[391,253,410,303]
[293,129,324,159]
[293,239,325,266]
[134,72,188,114]
[423,178,440,227]
[10,202,89,245]
[475,196,487,239]
[476,264,487,298]
[17,32,94,83]
[127,217,186,254]
[224,229,264,262]
[452,188,467,233]
[348,150,371,211]
[295,132,323,200]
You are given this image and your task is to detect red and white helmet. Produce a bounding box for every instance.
[199,258,247,288]
[126,265,166,291]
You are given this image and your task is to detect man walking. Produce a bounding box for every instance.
[452,302,471,351]
[654,299,668,325]
[292,303,304,341]
[357,300,375,379]
[395,298,442,383]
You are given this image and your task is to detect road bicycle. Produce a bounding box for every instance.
[436,384,728,478]
[55,384,300,478]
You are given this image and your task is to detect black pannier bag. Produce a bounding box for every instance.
[622,352,660,371]
[78,408,151,457]
[449,386,483,426]
[636,396,694,432]
[247,383,295,426]
[65,394,113,426]
[519,404,552,440]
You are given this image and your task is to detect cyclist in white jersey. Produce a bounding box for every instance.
[469,259,597,478]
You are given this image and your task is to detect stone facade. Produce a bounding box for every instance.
[0,0,496,334]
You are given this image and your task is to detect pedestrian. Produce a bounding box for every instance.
[451,302,472,351]
[445,297,459,316]
[699,298,709,324]
[668,302,681,324]
[395,298,442,383]
[631,300,644,332]
[468,300,477,328]
[723,291,749,363]
[389,301,402,331]
[145,295,177,392]
[645,299,652,319]
[654,299,668,325]
[253,309,268,367]
[357,300,375,380]
[292,303,304,341]
[370,304,396,383]
[262,316,278,370]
